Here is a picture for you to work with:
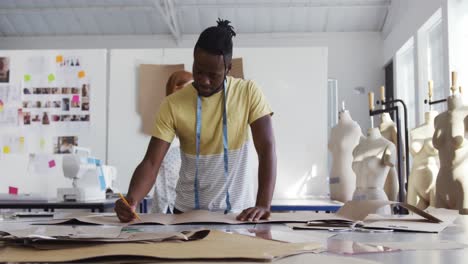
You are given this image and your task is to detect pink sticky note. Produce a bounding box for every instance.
[72,95,80,103]
[48,160,56,168]
[9,186,18,195]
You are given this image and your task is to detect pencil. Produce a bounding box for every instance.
[118,193,142,221]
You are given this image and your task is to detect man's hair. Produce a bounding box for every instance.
[194,18,237,64]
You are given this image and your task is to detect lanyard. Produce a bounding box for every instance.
[195,79,231,213]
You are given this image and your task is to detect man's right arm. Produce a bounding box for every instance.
[115,137,170,222]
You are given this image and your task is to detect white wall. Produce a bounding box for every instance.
[0,32,384,133]
[383,0,446,64]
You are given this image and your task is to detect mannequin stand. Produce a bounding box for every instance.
[370,98,410,214]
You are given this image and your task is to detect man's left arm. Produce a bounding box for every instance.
[236,115,277,221]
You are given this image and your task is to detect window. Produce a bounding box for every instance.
[396,38,416,131]
[426,19,445,113]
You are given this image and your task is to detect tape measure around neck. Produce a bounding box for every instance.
[194,79,231,213]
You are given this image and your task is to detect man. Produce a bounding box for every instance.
[115,19,277,222]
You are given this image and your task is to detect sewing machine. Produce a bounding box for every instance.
[57,147,107,202]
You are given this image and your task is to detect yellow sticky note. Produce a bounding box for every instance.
[78,70,86,79]
[24,74,31,82]
[3,146,10,154]
[40,138,46,150]
[56,55,63,63]
[19,137,25,144]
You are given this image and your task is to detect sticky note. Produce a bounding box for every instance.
[48,160,56,168]
[24,74,31,82]
[3,146,10,154]
[72,95,80,103]
[8,186,18,195]
[56,55,63,63]
[19,137,25,144]
[48,74,55,82]
[78,70,86,78]
[40,138,46,150]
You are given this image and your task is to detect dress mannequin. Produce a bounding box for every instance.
[433,93,468,214]
[407,111,439,209]
[352,127,397,215]
[328,109,363,202]
[378,112,400,201]
[152,70,193,213]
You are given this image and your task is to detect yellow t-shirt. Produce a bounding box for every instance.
[152,76,273,212]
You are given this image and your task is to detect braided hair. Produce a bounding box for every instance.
[194,18,237,64]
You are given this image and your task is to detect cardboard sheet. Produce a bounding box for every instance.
[0,230,322,263]
[37,201,455,233]
[362,213,458,233]
[336,200,443,222]
[1,225,122,239]
[288,200,456,233]
[138,64,184,135]
[229,58,244,79]
[0,226,208,245]
[41,210,334,226]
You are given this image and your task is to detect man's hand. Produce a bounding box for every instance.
[236,206,271,222]
[114,197,138,223]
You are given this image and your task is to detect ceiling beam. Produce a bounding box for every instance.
[176,1,391,9]
[0,0,391,15]
[0,6,152,15]
[153,0,181,44]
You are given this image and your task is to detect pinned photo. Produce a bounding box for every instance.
[53,101,61,108]
[0,57,10,83]
[71,100,80,108]
[62,98,70,111]
[54,136,78,154]
[23,112,31,125]
[80,115,90,121]
[61,115,71,122]
[23,88,32,95]
[42,112,50,125]
[82,84,89,97]
[51,87,61,94]
[81,97,89,111]
[71,115,80,122]
[62,87,71,94]
[22,101,33,108]
[71,87,80,94]
[31,114,40,122]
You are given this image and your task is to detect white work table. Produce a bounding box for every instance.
[1,215,467,264]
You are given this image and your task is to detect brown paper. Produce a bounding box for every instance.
[336,200,443,222]
[138,64,184,135]
[41,210,331,226]
[0,227,208,245]
[0,230,321,263]
[228,58,244,79]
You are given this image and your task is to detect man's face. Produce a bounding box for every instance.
[192,48,229,97]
